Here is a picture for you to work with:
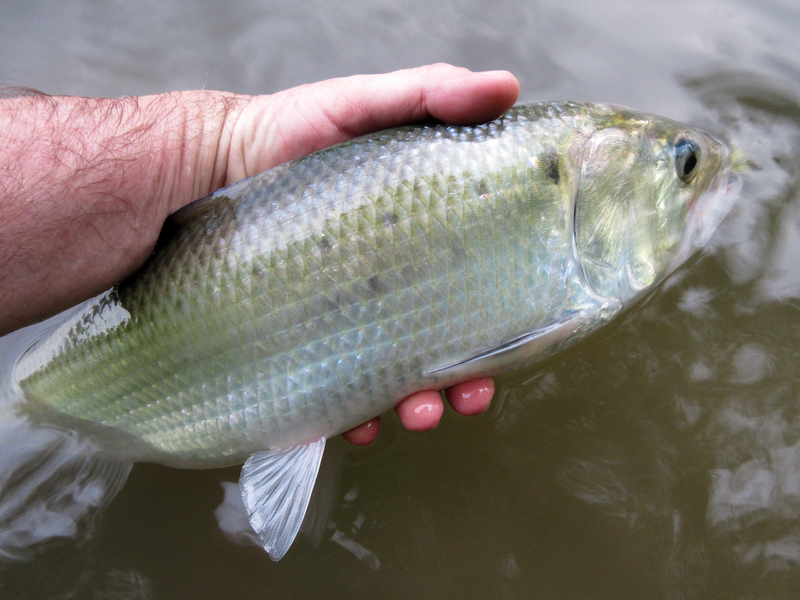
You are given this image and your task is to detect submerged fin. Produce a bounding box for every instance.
[239,437,326,561]
[424,314,585,381]
[0,324,132,561]
[214,482,261,548]
[0,419,132,561]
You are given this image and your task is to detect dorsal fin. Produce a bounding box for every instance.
[168,192,236,227]
[155,193,243,250]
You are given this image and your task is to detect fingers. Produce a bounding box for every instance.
[295,63,520,134]
[341,417,380,446]
[445,378,495,416]
[395,390,445,431]
[228,64,520,181]
[342,377,495,446]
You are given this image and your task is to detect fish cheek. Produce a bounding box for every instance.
[572,128,636,298]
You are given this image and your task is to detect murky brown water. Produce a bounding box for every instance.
[2,0,800,598]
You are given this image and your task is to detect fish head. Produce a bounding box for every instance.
[571,106,738,304]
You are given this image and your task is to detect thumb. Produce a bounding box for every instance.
[223,64,519,182]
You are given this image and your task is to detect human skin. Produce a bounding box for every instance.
[0,64,518,444]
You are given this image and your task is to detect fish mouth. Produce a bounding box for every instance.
[680,137,741,253]
[691,168,741,248]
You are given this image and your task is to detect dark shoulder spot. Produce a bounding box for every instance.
[318,235,333,253]
[367,275,381,292]
[540,150,560,185]
[382,212,400,227]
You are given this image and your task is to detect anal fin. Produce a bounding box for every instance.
[239,437,326,561]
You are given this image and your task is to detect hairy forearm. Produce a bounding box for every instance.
[0,66,519,336]
[0,91,244,334]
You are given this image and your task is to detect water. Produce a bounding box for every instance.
[2,0,800,597]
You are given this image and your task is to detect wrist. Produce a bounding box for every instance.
[0,90,247,333]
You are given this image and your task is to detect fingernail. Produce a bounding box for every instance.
[478,70,512,77]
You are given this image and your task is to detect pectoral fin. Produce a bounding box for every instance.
[424,313,585,382]
[239,437,326,561]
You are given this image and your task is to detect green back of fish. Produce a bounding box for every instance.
[14,103,621,466]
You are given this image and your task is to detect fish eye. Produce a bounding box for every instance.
[675,137,700,184]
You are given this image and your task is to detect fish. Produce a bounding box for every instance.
[3,101,738,560]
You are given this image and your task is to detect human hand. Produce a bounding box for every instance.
[0,63,518,442]
[342,379,496,445]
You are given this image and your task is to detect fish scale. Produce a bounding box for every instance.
[13,102,733,476]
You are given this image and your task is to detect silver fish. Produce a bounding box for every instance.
[7,102,737,559]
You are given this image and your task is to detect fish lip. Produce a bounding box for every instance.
[692,168,741,248]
